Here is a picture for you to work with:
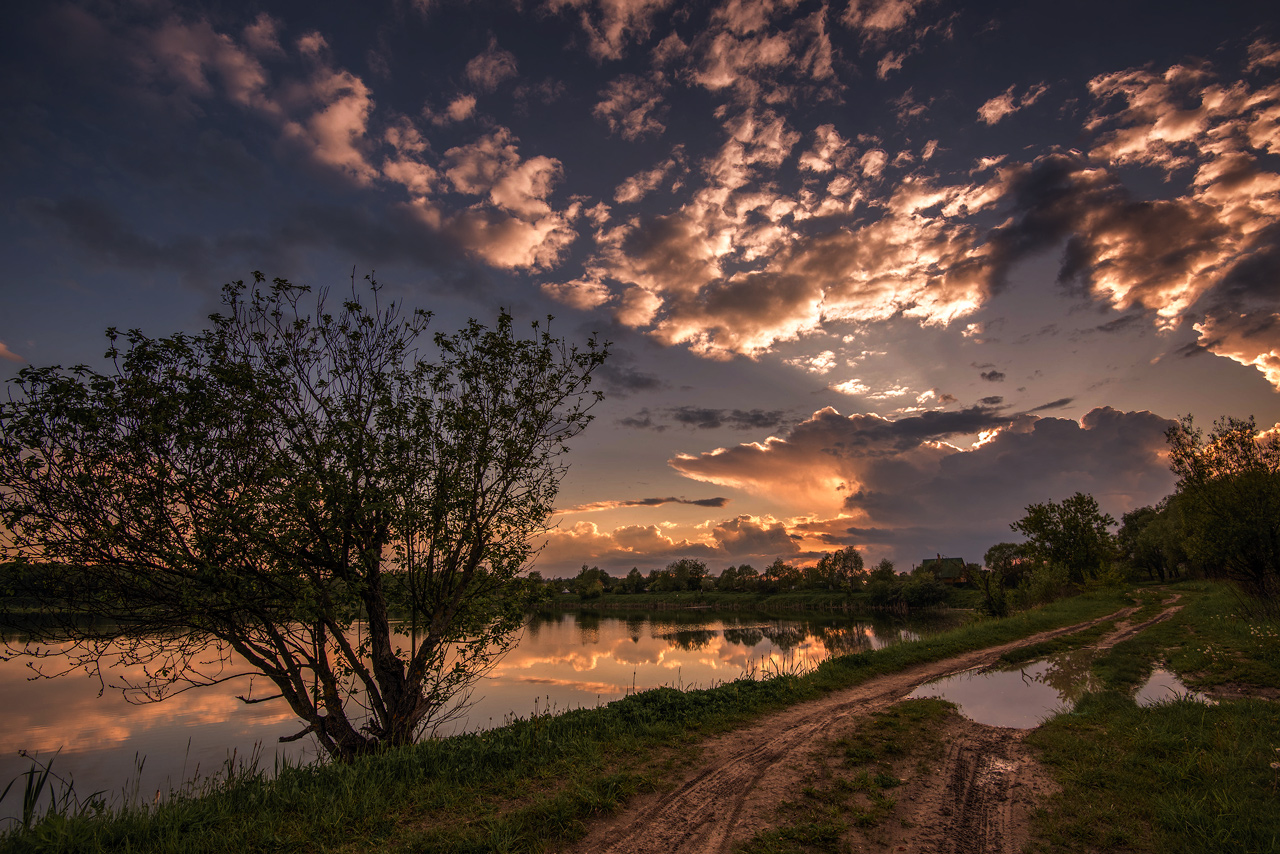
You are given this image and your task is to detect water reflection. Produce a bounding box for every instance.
[2,610,935,818]
[909,653,1208,729]
[1135,667,1210,707]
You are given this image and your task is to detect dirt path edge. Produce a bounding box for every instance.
[562,601,1176,854]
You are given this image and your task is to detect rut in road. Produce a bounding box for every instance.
[564,599,1180,854]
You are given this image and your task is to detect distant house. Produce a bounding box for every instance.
[920,555,967,585]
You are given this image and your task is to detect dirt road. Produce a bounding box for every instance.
[564,600,1181,854]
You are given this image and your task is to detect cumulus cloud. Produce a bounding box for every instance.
[0,342,26,363]
[1193,311,1280,388]
[535,512,803,573]
[594,74,668,140]
[464,38,518,91]
[712,515,801,556]
[841,0,932,34]
[544,0,675,61]
[977,81,1047,124]
[668,406,1177,564]
[280,62,379,183]
[537,520,718,571]
[614,155,680,203]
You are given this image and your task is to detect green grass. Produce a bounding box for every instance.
[1026,582,1280,854]
[0,588,1132,854]
[1029,694,1280,853]
[734,699,954,854]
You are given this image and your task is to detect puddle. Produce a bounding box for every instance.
[908,652,1100,729]
[1134,667,1211,706]
[909,654,1210,729]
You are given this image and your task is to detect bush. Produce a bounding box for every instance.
[1013,562,1073,608]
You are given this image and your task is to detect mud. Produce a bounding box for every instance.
[561,601,1175,854]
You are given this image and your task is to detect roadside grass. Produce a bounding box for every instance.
[998,585,1168,669]
[734,699,954,854]
[1078,582,1280,694]
[1028,581,1280,854]
[1029,694,1280,854]
[0,589,1131,854]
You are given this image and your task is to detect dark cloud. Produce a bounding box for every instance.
[979,396,1004,405]
[1025,397,1074,413]
[980,369,1005,382]
[669,406,789,430]
[633,496,729,508]
[595,362,665,397]
[1094,314,1143,334]
[712,515,801,557]
[618,409,664,430]
[24,196,216,274]
[1212,222,1280,306]
[557,495,730,513]
[624,406,789,430]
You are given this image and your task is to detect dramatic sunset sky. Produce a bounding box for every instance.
[3,0,1278,576]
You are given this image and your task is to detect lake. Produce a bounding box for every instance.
[1,609,928,818]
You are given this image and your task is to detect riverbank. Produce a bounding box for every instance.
[4,582,1276,853]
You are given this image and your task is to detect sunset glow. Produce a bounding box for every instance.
[3,0,1278,574]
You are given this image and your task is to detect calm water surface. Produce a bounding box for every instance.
[2,609,927,815]
[908,649,1210,728]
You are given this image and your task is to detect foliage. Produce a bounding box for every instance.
[0,273,607,760]
[761,558,802,593]
[972,569,1009,617]
[574,565,611,599]
[621,567,645,594]
[1011,492,1116,583]
[1165,414,1280,602]
[983,542,1031,587]
[666,558,708,592]
[1012,562,1073,609]
[808,547,865,591]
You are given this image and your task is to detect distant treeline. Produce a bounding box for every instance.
[542,551,957,611]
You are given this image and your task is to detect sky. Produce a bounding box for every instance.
[2,0,1279,577]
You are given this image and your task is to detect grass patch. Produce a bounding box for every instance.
[1029,694,1280,853]
[735,699,954,854]
[1,589,1131,854]
[1028,582,1280,853]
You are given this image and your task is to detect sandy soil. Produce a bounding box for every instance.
[561,600,1183,854]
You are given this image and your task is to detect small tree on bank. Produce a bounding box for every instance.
[0,274,606,761]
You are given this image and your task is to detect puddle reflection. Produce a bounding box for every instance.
[909,653,1209,729]
[1135,667,1210,707]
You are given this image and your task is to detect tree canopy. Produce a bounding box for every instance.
[1165,414,1280,601]
[0,273,607,760]
[1010,492,1116,582]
